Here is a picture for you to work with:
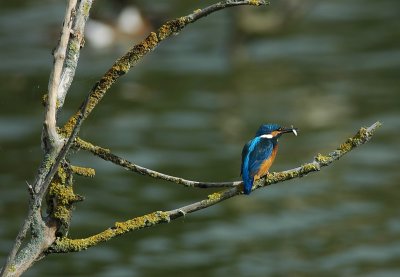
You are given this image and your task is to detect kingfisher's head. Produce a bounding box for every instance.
[255,123,298,139]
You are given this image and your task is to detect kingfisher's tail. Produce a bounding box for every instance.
[242,173,254,195]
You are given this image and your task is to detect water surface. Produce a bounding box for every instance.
[0,0,399,276]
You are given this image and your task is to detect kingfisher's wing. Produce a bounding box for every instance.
[248,138,274,177]
[241,139,257,194]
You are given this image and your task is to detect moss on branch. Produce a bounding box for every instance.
[50,211,170,253]
[47,165,83,236]
[70,165,95,178]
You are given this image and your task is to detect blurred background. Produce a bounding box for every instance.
[0,0,399,276]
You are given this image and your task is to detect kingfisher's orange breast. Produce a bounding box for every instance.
[254,145,278,181]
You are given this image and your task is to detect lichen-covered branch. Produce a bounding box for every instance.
[49,211,171,253]
[62,0,269,136]
[49,122,381,253]
[57,0,93,109]
[74,137,240,188]
[255,121,381,189]
[170,122,381,217]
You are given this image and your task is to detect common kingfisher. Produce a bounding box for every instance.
[240,124,298,195]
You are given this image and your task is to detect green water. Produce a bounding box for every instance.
[1,1,399,276]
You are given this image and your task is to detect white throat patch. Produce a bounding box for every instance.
[260,134,273,139]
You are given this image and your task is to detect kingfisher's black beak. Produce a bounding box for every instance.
[280,127,298,136]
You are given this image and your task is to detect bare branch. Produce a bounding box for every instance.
[43,0,77,151]
[189,0,268,21]
[49,122,381,253]
[74,137,240,188]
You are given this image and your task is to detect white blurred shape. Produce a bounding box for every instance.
[117,6,144,34]
[86,20,114,49]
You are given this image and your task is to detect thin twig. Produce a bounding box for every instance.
[74,137,240,188]
[49,122,381,253]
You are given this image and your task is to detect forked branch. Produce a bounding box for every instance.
[37,0,270,225]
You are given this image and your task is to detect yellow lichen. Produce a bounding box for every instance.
[74,137,91,149]
[53,205,71,222]
[147,31,159,48]
[82,1,91,17]
[42,93,61,108]
[62,113,79,137]
[43,154,54,171]
[112,59,130,74]
[48,181,73,225]
[268,172,296,183]
[249,0,262,6]
[315,153,331,165]
[71,165,95,177]
[193,8,201,14]
[157,17,189,41]
[8,265,16,272]
[300,163,319,175]
[68,39,80,54]
[338,127,370,153]
[207,192,222,202]
[46,165,83,228]
[85,89,104,117]
[158,24,173,41]
[178,16,189,27]
[49,181,76,206]
[338,140,353,152]
[57,167,68,185]
[357,127,368,138]
[74,137,114,161]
